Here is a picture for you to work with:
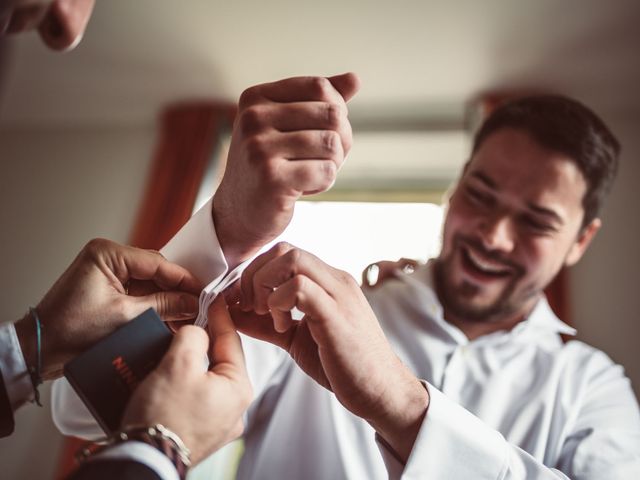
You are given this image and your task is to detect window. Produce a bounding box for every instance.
[281,201,444,281]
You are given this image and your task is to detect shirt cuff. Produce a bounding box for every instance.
[376,381,508,479]
[91,441,179,480]
[160,197,228,285]
[375,432,405,480]
[159,195,256,329]
[0,322,34,410]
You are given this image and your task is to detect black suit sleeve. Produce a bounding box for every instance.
[0,369,15,438]
[67,459,163,480]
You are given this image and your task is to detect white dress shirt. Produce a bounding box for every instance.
[52,199,640,479]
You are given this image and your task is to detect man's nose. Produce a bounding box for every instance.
[479,215,515,253]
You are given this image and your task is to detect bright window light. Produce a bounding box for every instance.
[279,201,444,282]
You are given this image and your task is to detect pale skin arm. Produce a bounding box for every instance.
[228,243,429,462]
[122,296,253,466]
[14,238,202,380]
[213,73,360,270]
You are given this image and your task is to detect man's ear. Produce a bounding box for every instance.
[565,218,601,267]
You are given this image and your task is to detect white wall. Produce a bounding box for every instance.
[0,125,156,479]
[570,114,640,400]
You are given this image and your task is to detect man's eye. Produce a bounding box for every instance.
[522,216,554,233]
[465,187,492,206]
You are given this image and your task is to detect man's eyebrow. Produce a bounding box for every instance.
[470,171,497,189]
[470,171,564,224]
[526,203,564,224]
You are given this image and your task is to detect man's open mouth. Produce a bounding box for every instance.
[461,245,512,278]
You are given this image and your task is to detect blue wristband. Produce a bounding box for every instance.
[28,307,43,407]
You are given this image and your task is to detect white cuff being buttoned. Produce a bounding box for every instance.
[161,197,228,286]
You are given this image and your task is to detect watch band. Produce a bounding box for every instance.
[77,424,191,479]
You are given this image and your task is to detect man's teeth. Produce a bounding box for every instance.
[466,248,510,274]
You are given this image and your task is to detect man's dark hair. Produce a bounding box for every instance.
[472,95,620,228]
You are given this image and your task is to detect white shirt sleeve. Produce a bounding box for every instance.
[89,441,179,480]
[160,197,229,286]
[52,197,232,438]
[0,322,34,411]
[376,376,640,480]
[375,383,570,479]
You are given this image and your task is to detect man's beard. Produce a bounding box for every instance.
[433,236,526,324]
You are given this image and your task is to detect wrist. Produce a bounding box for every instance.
[14,313,36,375]
[79,424,191,479]
[211,195,254,270]
[369,373,429,463]
[14,309,61,381]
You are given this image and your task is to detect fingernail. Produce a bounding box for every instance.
[180,295,199,316]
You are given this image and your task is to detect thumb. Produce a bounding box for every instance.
[328,72,361,102]
[158,325,209,372]
[207,296,247,371]
[134,291,199,322]
[229,305,292,351]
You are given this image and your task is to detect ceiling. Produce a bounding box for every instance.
[0,0,639,129]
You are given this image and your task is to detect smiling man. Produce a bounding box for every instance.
[434,117,602,339]
[54,89,640,478]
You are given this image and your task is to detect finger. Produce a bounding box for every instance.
[132,291,199,322]
[240,242,294,311]
[252,248,339,315]
[327,72,361,103]
[399,258,420,266]
[158,325,209,374]
[241,76,346,108]
[119,246,203,294]
[207,295,247,373]
[280,130,345,166]
[240,102,352,153]
[251,129,344,163]
[366,261,397,288]
[279,159,338,196]
[229,305,292,350]
[362,263,379,288]
[399,258,419,274]
[240,101,347,134]
[271,308,294,334]
[222,281,242,306]
[267,274,340,344]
